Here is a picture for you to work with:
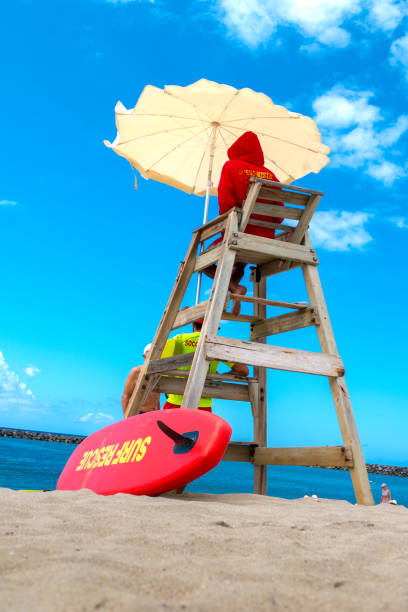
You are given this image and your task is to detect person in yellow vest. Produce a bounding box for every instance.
[161,319,249,411]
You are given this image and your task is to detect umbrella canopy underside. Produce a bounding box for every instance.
[104,79,330,196]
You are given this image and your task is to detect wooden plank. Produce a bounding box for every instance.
[260,259,301,278]
[146,353,194,374]
[229,233,319,266]
[181,210,240,409]
[172,302,209,329]
[252,274,267,495]
[243,218,295,232]
[250,176,324,196]
[199,219,228,243]
[222,442,255,462]
[222,311,260,323]
[291,194,321,245]
[193,209,238,235]
[194,245,223,272]
[125,232,201,418]
[250,308,318,339]
[253,202,302,220]
[163,369,258,383]
[254,446,353,467]
[163,370,257,384]
[155,376,250,402]
[239,181,262,233]
[258,187,309,207]
[205,335,345,377]
[302,234,374,505]
[229,293,309,310]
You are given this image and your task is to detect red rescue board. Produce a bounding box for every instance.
[57,409,232,496]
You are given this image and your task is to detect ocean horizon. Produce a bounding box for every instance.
[1,436,407,507]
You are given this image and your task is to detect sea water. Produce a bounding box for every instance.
[0,436,407,507]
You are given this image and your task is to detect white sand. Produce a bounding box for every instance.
[1,488,407,611]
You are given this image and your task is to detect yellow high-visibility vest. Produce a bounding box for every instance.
[161,331,233,407]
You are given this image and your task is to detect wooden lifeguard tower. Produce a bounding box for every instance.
[125,177,374,506]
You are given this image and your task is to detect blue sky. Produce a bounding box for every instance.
[1,0,408,465]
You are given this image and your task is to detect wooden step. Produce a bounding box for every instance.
[163,370,258,383]
[229,233,319,266]
[228,293,309,310]
[172,302,260,330]
[146,353,194,374]
[250,308,318,339]
[154,376,250,402]
[205,334,344,377]
[222,443,353,467]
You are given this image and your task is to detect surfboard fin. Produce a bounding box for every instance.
[157,420,199,454]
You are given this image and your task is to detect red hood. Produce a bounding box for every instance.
[227,131,264,166]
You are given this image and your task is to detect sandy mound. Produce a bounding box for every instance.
[1,488,407,611]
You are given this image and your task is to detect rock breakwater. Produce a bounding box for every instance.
[0,427,85,445]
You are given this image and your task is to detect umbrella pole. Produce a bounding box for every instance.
[194,183,211,304]
[195,127,217,305]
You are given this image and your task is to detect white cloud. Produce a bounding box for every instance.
[369,0,408,32]
[0,350,36,408]
[312,86,408,184]
[365,161,405,184]
[389,216,408,228]
[213,0,407,48]
[78,411,115,423]
[310,210,373,251]
[0,200,17,206]
[390,32,408,68]
[24,366,41,377]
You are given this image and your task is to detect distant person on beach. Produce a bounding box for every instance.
[380,483,391,503]
[160,318,249,411]
[203,131,284,316]
[121,343,160,417]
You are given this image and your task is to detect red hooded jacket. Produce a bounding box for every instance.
[218,131,283,239]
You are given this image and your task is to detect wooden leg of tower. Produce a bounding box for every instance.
[302,253,374,506]
[125,232,201,418]
[252,274,268,495]
[181,211,239,409]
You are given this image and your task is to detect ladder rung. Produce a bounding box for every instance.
[155,377,250,402]
[230,233,318,266]
[173,302,209,329]
[222,443,353,467]
[229,293,309,310]
[205,334,344,377]
[253,445,353,467]
[194,244,223,272]
[173,304,260,330]
[164,369,258,383]
[250,176,324,197]
[147,353,194,374]
[250,308,317,339]
[223,442,257,462]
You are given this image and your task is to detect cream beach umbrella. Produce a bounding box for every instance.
[104,78,330,299]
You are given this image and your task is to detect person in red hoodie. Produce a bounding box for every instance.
[204,131,283,315]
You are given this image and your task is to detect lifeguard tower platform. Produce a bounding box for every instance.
[125,177,374,506]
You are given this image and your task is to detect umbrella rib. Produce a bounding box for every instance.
[218,129,230,153]
[221,116,301,122]
[163,90,214,123]
[117,124,208,147]
[116,112,209,123]
[222,123,324,154]
[217,90,239,124]
[146,125,212,173]
[191,133,212,193]
[220,125,296,182]
[263,154,296,182]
